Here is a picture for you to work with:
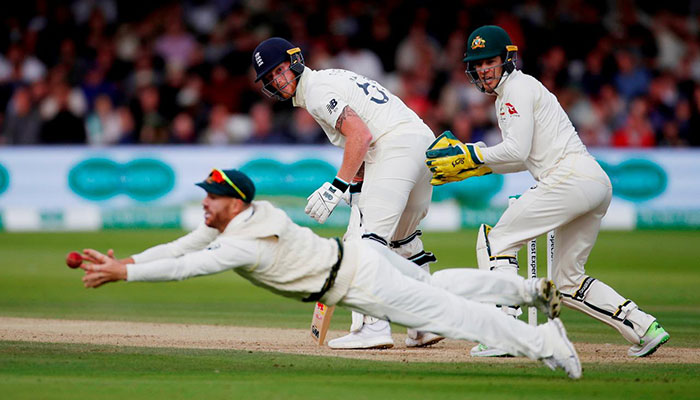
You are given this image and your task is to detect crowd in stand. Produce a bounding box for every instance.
[1,0,699,147]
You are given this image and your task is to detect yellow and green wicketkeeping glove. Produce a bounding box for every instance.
[430,166,492,186]
[425,131,491,185]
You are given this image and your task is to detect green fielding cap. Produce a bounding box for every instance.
[463,25,514,62]
[196,168,256,202]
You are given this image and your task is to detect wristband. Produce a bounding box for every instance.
[331,176,350,192]
[349,181,363,193]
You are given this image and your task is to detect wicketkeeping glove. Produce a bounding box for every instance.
[430,165,492,186]
[305,177,349,224]
[425,131,486,176]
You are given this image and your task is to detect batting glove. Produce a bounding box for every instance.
[305,177,349,224]
[342,181,362,206]
[425,131,486,176]
[430,165,493,186]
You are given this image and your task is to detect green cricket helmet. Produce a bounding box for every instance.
[463,25,518,92]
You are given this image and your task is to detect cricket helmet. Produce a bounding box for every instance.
[252,37,304,79]
[463,25,518,92]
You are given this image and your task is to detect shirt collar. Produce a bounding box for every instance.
[494,69,518,97]
[222,203,255,234]
[292,68,312,109]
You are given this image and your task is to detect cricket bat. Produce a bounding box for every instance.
[310,302,335,345]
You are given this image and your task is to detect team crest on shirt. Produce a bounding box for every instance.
[471,36,486,49]
[505,103,518,115]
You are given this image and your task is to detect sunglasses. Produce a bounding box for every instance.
[209,168,247,201]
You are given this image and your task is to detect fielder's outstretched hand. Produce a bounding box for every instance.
[80,248,115,263]
[80,249,127,288]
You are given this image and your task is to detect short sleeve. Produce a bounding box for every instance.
[306,84,350,130]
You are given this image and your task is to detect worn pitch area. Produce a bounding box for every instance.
[1,317,695,364]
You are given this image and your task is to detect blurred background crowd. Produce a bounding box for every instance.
[1,0,699,147]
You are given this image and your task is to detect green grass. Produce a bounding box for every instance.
[1,341,698,400]
[1,229,699,398]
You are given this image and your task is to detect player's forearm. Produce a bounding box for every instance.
[482,132,529,164]
[489,161,527,174]
[337,130,371,182]
[127,247,244,282]
[126,258,187,282]
[131,224,218,263]
[338,138,370,182]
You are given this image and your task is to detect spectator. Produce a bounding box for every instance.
[153,10,197,69]
[39,82,86,144]
[1,86,42,144]
[169,112,197,144]
[613,50,651,100]
[201,104,235,145]
[245,102,290,144]
[0,1,698,148]
[85,94,122,145]
[203,64,246,113]
[288,108,325,145]
[611,97,656,147]
[133,85,167,144]
[333,34,385,83]
[0,43,47,85]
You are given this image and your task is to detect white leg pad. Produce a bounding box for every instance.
[561,277,656,344]
[476,224,492,270]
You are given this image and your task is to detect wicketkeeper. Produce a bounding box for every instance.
[78,167,582,379]
[425,25,669,358]
[251,37,438,349]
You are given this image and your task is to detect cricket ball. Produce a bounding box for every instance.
[65,251,83,269]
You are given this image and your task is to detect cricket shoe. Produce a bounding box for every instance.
[541,318,582,379]
[469,343,513,357]
[528,278,562,319]
[405,329,445,348]
[328,320,394,349]
[628,321,670,357]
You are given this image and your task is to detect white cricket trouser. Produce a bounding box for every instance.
[357,130,434,246]
[344,129,434,330]
[338,240,554,359]
[487,153,655,343]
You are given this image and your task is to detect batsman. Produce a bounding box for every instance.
[251,38,439,349]
[425,25,669,358]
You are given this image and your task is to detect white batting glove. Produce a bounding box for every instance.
[305,178,348,224]
[342,181,362,206]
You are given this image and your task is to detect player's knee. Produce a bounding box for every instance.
[389,230,436,273]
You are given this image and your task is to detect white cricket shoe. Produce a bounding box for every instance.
[469,343,512,357]
[541,318,582,379]
[405,329,445,348]
[628,321,670,357]
[328,320,394,349]
[529,278,562,319]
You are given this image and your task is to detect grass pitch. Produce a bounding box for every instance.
[1,229,699,399]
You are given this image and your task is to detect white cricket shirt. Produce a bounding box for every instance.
[292,68,431,147]
[127,201,357,304]
[481,70,588,180]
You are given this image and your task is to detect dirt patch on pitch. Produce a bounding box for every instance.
[1,317,696,364]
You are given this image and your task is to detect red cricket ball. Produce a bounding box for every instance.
[65,251,83,269]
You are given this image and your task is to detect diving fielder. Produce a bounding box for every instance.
[77,167,581,379]
[425,25,669,358]
[251,38,438,349]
